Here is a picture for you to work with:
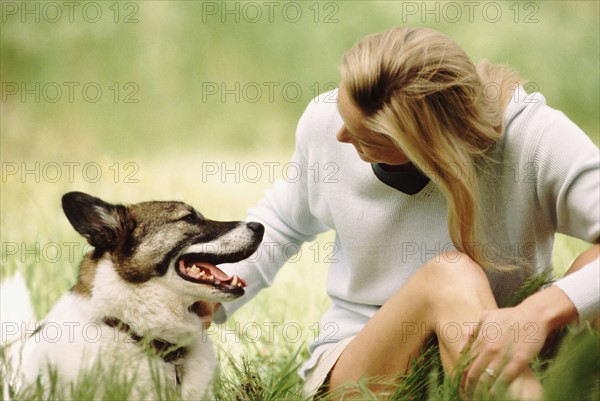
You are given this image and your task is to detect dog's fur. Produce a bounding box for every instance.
[12,192,264,399]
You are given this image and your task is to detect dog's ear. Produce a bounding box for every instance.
[62,192,128,250]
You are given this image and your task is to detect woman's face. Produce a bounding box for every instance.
[336,84,410,166]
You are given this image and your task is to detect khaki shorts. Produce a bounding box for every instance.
[302,336,355,399]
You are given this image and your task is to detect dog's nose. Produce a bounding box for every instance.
[246,222,264,235]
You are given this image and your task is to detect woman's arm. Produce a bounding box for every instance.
[211,92,336,324]
[525,243,599,332]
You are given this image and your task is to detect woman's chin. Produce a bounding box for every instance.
[357,153,376,163]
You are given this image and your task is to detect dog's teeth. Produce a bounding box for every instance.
[231,276,238,287]
[199,271,205,277]
[237,283,243,288]
[207,275,214,281]
[188,266,200,274]
[214,280,221,285]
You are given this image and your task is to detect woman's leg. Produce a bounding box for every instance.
[327,251,539,398]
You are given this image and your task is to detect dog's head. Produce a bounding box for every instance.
[62,191,263,303]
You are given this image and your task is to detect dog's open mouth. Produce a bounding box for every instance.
[176,255,247,293]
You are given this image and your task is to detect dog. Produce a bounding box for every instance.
[9,191,264,399]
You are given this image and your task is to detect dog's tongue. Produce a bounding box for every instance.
[179,259,248,287]
[193,262,230,281]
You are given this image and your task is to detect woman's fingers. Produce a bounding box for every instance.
[463,351,501,397]
[461,313,514,397]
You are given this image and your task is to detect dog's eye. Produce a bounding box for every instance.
[180,214,198,224]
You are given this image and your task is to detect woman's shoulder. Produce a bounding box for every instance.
[502,86,596,162]
[503,86,551,135]
[296,89,343,144]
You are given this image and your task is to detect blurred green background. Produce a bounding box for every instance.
[1,0,599,246]
[2,0,599,162]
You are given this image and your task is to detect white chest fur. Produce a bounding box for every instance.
[15,259,216,400]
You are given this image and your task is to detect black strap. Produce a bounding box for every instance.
[102,317,188,364]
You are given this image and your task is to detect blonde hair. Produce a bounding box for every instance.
[340,27,524,271]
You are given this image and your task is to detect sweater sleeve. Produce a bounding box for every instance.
[531,103,600,322]
[553,257,600,324]
[214,96,331,323]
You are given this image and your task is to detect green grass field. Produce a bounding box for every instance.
[2,1,599,399]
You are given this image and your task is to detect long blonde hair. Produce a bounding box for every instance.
[340,27,524,271]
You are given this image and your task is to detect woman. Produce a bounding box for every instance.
[210,27,600,399]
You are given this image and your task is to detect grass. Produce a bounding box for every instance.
[1,151,598,400]
[6,330,595,401]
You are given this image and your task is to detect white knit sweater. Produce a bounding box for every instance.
[216,87,600,377]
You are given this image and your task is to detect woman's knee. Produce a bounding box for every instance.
[416,251,488,285]
[407,251,493,307]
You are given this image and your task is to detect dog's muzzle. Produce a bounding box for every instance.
[174,221,264,296]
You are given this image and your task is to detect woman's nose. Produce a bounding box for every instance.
[336,126,352,143]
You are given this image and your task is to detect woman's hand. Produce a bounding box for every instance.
[461,285,578,398]
[461,305,548,397]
